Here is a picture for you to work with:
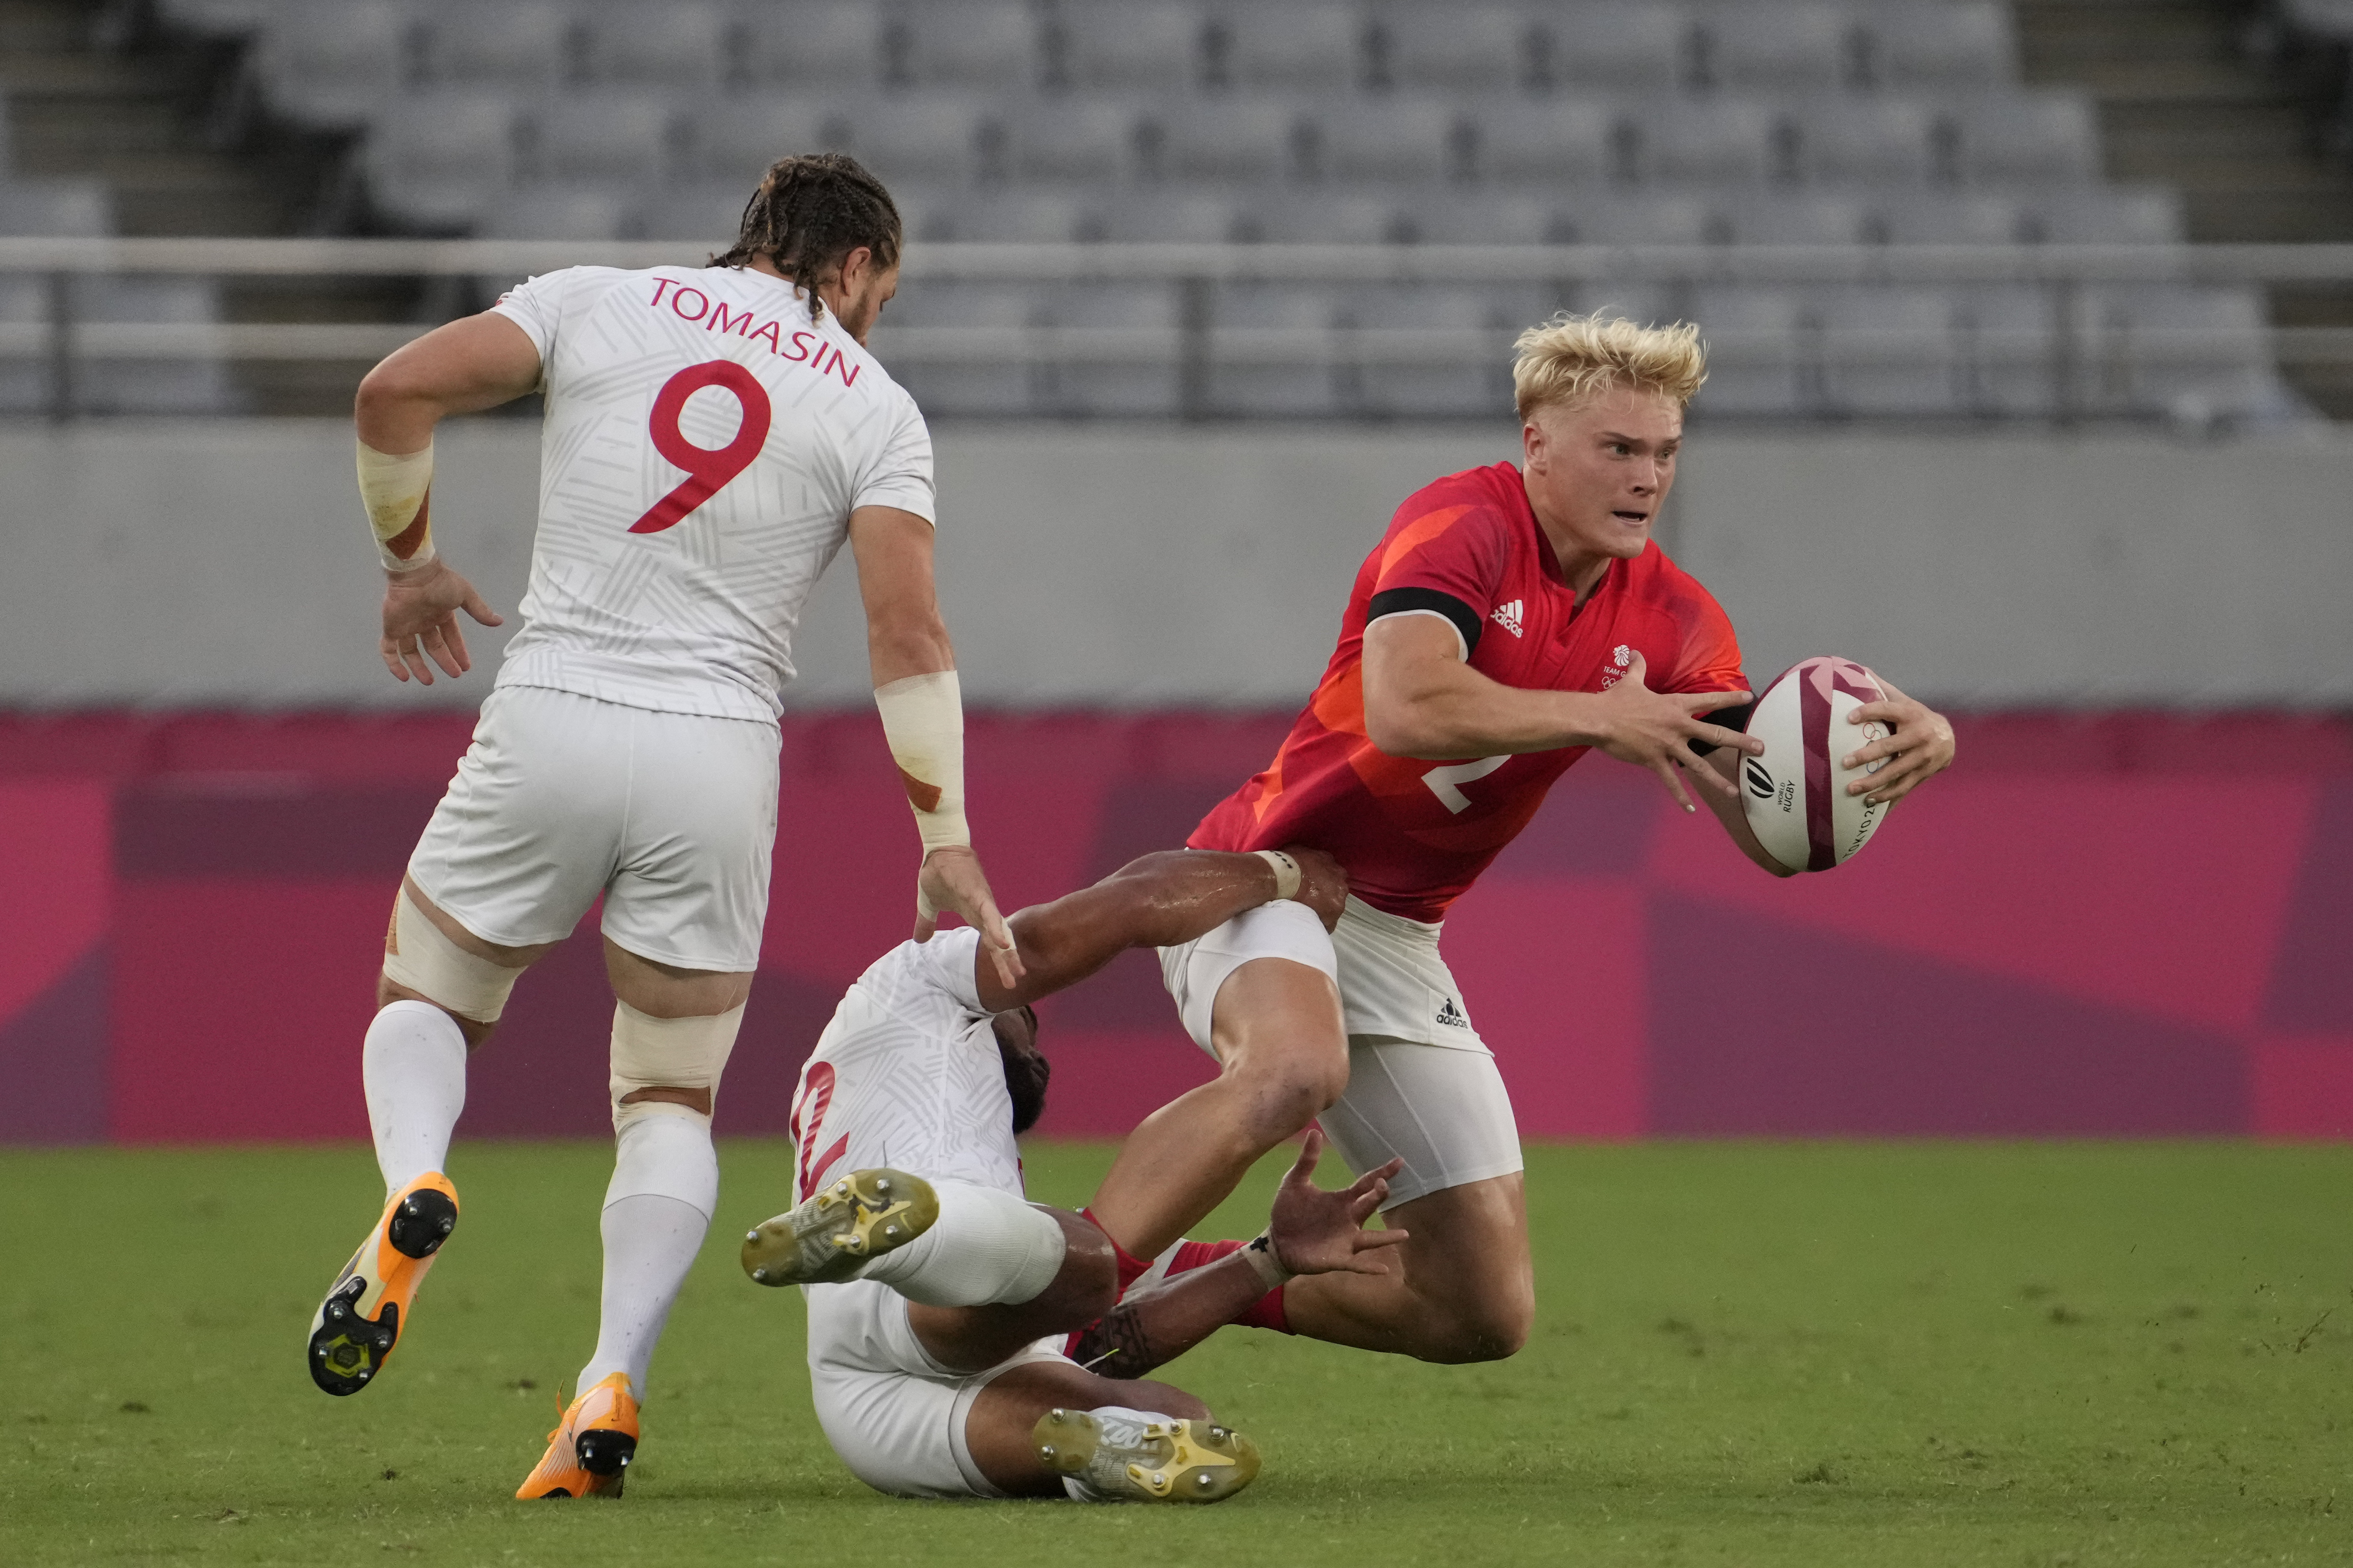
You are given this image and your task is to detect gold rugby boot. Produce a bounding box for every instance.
[1033,1407,1262,1503]
[741,1168,938,1287]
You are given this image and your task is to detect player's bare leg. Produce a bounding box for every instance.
[519,937,751,1498]
[967,1363,1251,1500]
[1277,1173,1534,1363]
[891,1156,1394,1500]
[964,1134,1400,1498]
[1087,957,1348,1258]
[752,1189,1247,1498]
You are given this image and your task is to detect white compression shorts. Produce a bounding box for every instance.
[1159,894,1523,1209]
[1157,898,1339,1049]
[407,685,779,972]
[805,1276,1075,1499]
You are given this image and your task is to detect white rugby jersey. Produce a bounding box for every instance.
[488,264,935,723]
[787,927,1023,1204]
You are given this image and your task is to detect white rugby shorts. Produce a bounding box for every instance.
[407,685,779,972]
[805,1277,1074,1499]
[1159,894,1523,1208]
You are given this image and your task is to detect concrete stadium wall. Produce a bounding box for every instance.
[1,709,2348,1146]
[2,418,2350,709]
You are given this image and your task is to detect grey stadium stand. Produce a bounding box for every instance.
[0,105,237,413]
[0,272,239,415]
[140,0,2304,424]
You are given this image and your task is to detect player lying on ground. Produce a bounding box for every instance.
[302,153,1025,1501]
[741,845,1402,1502]
[1081,313,1960,1365]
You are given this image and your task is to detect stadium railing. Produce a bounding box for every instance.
[3,237,2350,424]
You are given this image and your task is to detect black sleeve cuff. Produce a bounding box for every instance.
[1367,587,1482,658]
[1685,697,1757,758]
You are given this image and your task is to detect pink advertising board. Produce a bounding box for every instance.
[0,710,2345,1144]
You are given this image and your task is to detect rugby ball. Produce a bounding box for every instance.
[1739,657,1893,874]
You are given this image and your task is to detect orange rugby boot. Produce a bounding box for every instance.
[516,1373,641,1499]
[306,1170,460,1396]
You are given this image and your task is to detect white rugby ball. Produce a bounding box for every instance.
[1739,657,1893,874]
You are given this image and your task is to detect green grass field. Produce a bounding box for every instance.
[4,1141,2350,1566]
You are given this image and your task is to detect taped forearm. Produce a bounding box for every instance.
[357,439,437,573]
[873,669,969,852]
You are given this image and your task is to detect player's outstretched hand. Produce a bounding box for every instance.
[1268,1130,1409,1277]
[379,559,503,685]
[1280,844,1349,931]
[1841,673,1956,806]
[915,845,1024,987]
[1590,651,1759,814]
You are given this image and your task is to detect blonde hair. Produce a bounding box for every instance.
[1512,312,1708,420]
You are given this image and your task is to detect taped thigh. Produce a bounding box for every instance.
[381,886,524,1024]
[609,999,746,1129]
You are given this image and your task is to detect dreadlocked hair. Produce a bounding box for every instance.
[713,152,902,324]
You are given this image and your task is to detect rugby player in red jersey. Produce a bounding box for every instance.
[1081,315,1958,1363]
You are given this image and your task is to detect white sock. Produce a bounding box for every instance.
[363,1000,468,1194]
[574,1194,709,1402]
[857,1179,1067,1308]
[605,1108,719,1215]
[575,1110,718,1401]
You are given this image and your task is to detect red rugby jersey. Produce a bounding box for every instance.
[1190,461,1745,922]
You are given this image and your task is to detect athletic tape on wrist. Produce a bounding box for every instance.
[357,439,437,573]
[873,670,970,854]
[1254,849,1302,902]
[1241,1231,1296,1290]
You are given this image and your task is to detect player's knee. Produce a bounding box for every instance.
[381,887,522,1033]
[608,999,746,1134]
[1425,1288,1534,1364]
[1459,1308,1532,1363]
[1226,1047,1348,1139]
[1278,1052,1351,1129]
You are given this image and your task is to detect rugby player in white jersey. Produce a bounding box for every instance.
[742,843,1405,1502]
[303,154,1023,1499]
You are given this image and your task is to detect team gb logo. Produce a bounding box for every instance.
[1612,645,1633,668]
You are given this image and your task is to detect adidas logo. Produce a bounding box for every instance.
[1490,600,1524,638]
[1436,998,1470,1029]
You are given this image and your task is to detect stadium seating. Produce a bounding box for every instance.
[582,0,735,86]
[360,90,525,229]
[0,179,117,237]
[0,173,236,416]
[2285,0,2353,41]
[0,273,239,415]
[122,0,2303,423]
[249,0,421,129]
